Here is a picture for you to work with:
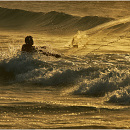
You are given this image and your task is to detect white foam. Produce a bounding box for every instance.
[73,67,130,97]
[107,86,130,105]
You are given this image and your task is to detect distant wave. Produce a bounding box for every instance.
[81,16,130,35]
[0,7,113,34]
[0,7,45,28]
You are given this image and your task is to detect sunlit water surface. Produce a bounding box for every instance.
[0,1,130,129]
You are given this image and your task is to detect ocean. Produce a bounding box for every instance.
[0,1,130,129]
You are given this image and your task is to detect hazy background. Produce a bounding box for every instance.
[0,1,130,18]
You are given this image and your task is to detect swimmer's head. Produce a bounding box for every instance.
[25,36,34,46]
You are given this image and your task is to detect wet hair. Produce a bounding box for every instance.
[25,36,33,45]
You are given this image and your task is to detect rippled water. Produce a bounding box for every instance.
[0,1,130,129]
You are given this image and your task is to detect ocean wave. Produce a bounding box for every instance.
[69,16,130,53]
[0,52,99,86]
[0,7,113,34]
[73,65,130,97]
[75,16,113,31]
[0,51,129,106]
[107,86,130,105]
[0,7,45,28]
[0,52,49,83]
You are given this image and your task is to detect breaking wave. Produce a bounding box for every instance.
[73,67,129,97]
[0,50,129,106]
[0,7,113,34]
[107,86,130,105]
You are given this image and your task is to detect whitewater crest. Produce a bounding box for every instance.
[107,86,130,105]
[0,50,129,105]
[68,16,130,56]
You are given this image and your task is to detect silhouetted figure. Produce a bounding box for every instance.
[22,36,61,58]
[22,36,36,52]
